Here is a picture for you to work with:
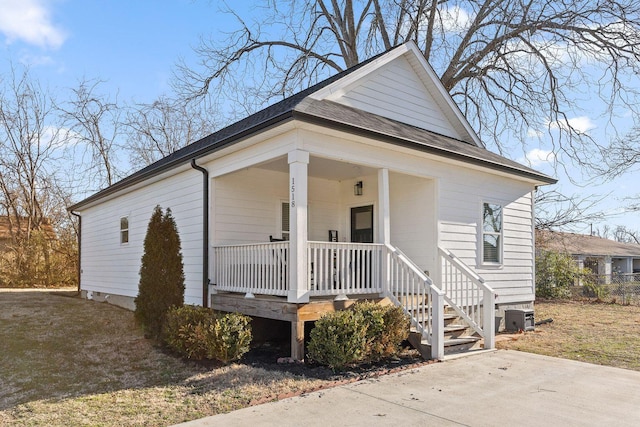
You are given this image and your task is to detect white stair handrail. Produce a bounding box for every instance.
[385,244,444,360]
[437,247,495,349]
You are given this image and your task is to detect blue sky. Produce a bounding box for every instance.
[0,0,243,102]
[0,0,638,233]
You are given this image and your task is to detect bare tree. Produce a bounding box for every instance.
[612,225,640,244]
[535,189,606,231]
[125,96,216,168]
[59,78,122,189]
[175,0,640,162]
[0,66,78,287]
[0,66,60,238]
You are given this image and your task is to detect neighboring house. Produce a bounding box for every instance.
[537,229,640,284]
[0,216,56,251]
[68,42,556,360]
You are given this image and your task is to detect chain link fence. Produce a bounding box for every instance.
[574,273,640,305]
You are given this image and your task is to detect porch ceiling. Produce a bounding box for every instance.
[256,155,377,180]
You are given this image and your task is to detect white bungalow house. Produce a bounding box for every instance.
[69,42,556,360]
[537,229,640,284]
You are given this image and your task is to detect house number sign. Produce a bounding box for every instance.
[290,178,295,207]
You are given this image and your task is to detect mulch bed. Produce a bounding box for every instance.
[241,341,433,382]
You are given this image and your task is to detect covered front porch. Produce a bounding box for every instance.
[207,149,495,360]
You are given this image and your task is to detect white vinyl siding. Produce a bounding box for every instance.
[120,216,129,244]
[438,173,535,303]
[332,56,462,139]
[79,169,204,305]
[213,167,341,245]
[389,173,436,275]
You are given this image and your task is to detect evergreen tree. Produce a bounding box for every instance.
[134,205,185,339]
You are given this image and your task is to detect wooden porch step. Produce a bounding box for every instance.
[408,331,482,359]
[406,306,457,321]
[444,324,468,339]
[443,336,482,355]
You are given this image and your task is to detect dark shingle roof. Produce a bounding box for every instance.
[537,229,640,257]
[293,99,556,183]
[69,46,401,211]
[69,43,555,211]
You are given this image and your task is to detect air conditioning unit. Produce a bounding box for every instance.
[505,309,535,332]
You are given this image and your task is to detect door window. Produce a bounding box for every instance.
[351,205,374,243]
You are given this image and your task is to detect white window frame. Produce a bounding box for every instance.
[281,201,290,240]
[481,202,503,266]
[278,200,313,241]
[120,216,129,245]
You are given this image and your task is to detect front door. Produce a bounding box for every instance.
[351,205,374,243]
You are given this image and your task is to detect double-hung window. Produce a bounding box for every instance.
[120,216,129,244]
[281,202,290,240]
[482,202,502,264]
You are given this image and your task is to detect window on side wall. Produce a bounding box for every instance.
[281,202,290,240]
[120,216,129,244]
[482,202,502,264]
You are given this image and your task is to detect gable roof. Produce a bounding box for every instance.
[308,41,483,147]
[537,229,640,258]
[69,42,556,211]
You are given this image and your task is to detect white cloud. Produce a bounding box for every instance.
[0,0,66,49]
[527,116,597,139]
[520,148,556,167]
[437,6,474,33]
[42,125,82,150]
[527,128,543,138]
[548,116,597,134]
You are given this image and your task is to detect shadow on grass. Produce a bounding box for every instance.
[0,291,261,411]
[0,290,430,425]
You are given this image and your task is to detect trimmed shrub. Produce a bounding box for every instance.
[135,206,185,340]
[307,309,368,370]
[307,301,410,369]
[163,305,252,363]
[356,301,410,362]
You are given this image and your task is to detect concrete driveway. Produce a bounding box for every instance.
[177,350,640,427]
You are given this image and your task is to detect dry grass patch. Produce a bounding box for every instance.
[0,290,329,426]
[497,300,640,371]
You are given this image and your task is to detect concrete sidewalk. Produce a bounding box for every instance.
[176,350,640,427]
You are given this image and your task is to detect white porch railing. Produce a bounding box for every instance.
[385,244,444,360]
[212,242,289,296]
[308,242,384,296]
[211,241,491,359]
[437,247,495,349]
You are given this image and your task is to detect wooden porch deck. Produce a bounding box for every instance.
[211,292,390,360]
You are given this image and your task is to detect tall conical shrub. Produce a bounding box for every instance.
[135,205,185,340]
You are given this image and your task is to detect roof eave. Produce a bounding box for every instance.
[68,111,296,212]
[292,110,557,185]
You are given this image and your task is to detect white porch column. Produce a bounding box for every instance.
[603,256,612,285]
[288,150,310,303]
[378,168,391,296]
[377,168,391,245]
[625,257,633,274]
[576,255,585,286]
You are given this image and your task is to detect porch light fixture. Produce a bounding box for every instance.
[354,181,363,196]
